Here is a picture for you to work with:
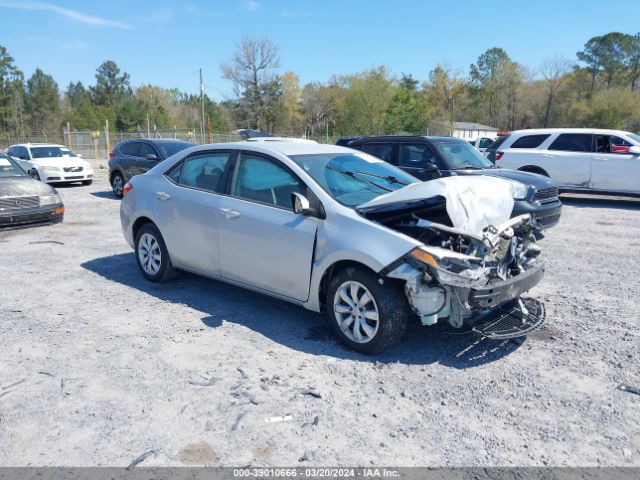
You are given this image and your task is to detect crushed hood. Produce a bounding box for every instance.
[358,176,515,235]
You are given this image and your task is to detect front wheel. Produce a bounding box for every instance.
[134,223,178,282]
[326,266,410,354]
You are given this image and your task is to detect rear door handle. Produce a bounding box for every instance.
[220,207,240,219]
[155,191,171,201]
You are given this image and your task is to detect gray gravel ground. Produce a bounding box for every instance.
[1,171,639,467]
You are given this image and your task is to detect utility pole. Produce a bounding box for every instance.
[200,68,205,144]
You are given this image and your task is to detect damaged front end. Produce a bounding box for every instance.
[359,178,545,331]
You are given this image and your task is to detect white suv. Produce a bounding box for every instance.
[486,128,640,195]
[7,143,94,185]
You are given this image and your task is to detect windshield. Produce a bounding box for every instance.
[432,142,494,169]
[628,133,640,144]
[0,155,26,177]
[289,152,418,207]
[156,141,194,158]
[30,146,77,159]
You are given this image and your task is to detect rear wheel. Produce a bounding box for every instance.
[134,223,178,282]
[111,172,124,198]
[326,266,410,354]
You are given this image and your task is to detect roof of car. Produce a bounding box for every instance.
[190,140,353,157]
[118,138,194,144]
[10,143,68,148]
[349,135,468,144]
[508,128,636,136]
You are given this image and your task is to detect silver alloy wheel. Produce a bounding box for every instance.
[138,232,162,275]
[112,175,124,196]
[333,280,380,343]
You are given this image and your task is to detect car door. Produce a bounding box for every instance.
[542,133,593,186]
[397,143,440,180]
[154,150,235,274]
[590,135,640,192]
[118,141,142,180]
[132,142,161,177]
[217,151,318,301]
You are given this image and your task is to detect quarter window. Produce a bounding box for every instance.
[510,134,550,149]
[399,144,437,168]
[120,142,141,156]
[231,154,304,209]
[548,134,593,153]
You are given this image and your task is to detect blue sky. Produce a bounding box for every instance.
[1,0,638,101]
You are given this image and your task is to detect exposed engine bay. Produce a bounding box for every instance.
[359,178,545,330]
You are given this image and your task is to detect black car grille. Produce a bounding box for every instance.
[63,166,83,173]
[533,187,559,203]
[64,176,83,180]
[0,196,40,211]
[535,213,561,229]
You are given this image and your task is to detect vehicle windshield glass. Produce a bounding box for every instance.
[432,142,494,169]
[156,142,194,158]
[289,152,418,207]
[30,146,77,159]
[628,133,640,144]
[0,155,26,177]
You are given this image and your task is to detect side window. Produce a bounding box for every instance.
[170,152,232,193]
[17,147,29,159]
[139,143,158,158]
[610,136,632,153]
[231,154,304,209]
[479,138,494,149]
[360,143,395,163]
[510,134,550,149]
[120,142,141,156]
[548,134,592,153]
[399,143,436,168]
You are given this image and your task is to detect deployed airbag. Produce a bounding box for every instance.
[358,176,515,235]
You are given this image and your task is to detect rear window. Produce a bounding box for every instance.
[487,135,510,150]
[510,134,550,149]
[548,134,592,153]
[119,142,140,156]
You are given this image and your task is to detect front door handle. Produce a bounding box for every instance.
[155,191,171,201]
[220,207,240,219]
[593,157,607,161]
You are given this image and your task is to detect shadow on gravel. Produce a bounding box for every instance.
[90,191,119,200]
[82,253,523,368]
[560,195,640,211]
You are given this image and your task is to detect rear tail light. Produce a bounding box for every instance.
[495,151,504,161]
[123,182,133,196]
[108,151,115,159]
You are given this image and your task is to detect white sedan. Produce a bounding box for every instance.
[8,143,94,185]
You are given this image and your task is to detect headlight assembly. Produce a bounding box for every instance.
[504,180,528,200]
[41,165,61,171]
[410,247,484,286]
[39,194,61,206]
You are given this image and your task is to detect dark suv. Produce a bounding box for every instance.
[108,139,195,198]
[345,136,562,230]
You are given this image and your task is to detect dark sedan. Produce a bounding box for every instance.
[345,136,562,230]
[108,139,195,198]
[0,153,64,228]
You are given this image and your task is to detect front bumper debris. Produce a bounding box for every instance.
[467,263,545,309]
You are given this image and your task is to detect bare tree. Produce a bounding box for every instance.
[300,82,335,136]
[220,35,280,129]
[540,57,572,127]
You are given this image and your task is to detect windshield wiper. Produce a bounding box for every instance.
[355,170,410,186]
[326,166,394,192]
[458,165,484,170]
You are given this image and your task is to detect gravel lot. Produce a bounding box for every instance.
[1,171,639,467]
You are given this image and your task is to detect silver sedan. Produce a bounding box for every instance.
[120,139,545,354]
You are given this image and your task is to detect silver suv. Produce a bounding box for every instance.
[120,141,546,353]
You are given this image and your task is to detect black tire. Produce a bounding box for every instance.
[82,180,93,186]
[326,266,410,354]
[111,172,124,199]
[134,223,178,283]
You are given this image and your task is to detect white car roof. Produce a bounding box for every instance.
[509,128,636,136]
[10,143,69,148]
[188,141,354,157]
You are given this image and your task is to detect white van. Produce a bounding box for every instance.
[486,128,640,194]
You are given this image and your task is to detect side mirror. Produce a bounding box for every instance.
[145,153,158,161]
[421,163,441,177]
[28,169,39,179]
[628,146,640,156]
[292,192,314,216]
[76,153,83,158]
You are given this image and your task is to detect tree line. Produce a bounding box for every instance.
[1,31,639,139]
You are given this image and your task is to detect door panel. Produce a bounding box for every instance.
[131,143,159,177]
[543,134,593,186]
[218,152,317,301]
[591,135,640,192]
